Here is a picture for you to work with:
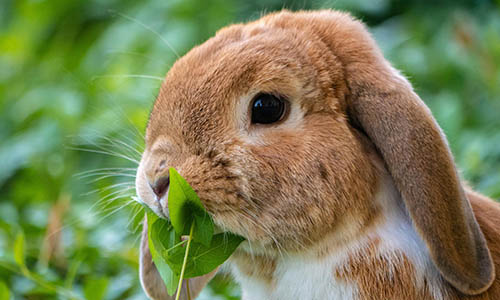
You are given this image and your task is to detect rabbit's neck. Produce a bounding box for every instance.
[230,175,446,300]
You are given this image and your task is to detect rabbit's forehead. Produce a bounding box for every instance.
[146,24,343,148]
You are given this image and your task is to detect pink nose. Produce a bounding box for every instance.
[150,175,170,200]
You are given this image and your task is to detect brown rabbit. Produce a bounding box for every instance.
[135,9,500,300]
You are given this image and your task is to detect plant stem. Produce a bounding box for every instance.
[166,239,188,252]
[186,279,191,300]
[175,222,194,300]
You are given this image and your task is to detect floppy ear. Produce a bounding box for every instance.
[264,10,495,295]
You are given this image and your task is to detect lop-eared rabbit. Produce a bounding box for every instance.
[135,10,500,300]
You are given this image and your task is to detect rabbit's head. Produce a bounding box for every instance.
[136,10,494,295]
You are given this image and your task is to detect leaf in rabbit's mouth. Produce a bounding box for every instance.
[142,168,245,297]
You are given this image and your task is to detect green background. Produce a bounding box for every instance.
[1,0,499,299]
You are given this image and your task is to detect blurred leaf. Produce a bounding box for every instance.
[13,231,25,268]
[0,120,59,186]
[83,277,108,300]
[64,253,85,290]
[0,281,9,300]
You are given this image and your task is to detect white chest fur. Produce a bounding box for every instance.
[232,253,357,300]
[229,178,447,300]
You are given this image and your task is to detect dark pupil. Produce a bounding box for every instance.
[251,94,285,124]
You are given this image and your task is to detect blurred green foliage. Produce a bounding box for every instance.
[0,0,499,299]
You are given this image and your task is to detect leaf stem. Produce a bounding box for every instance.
[165,239,188,252]
[186,279,191,300]
[175,222,194,300]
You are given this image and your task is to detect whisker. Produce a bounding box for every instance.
[91,74,164,81]
[78,170,136,178]
[76,167,137,176]
[239,208,286,259]
[116,132,144,152]
[86,190,136,216]
[82,173,137,183]
[97,199,137,221]
[109,10,180,58]
[96,185,135,201]
[45,192,135,240]
[72,127,144,152]
[81,181,135,196]
[88,97,147,142]
[67,146,140,165]
[218,204,286,259]
[126,204,146,233]
[96,135,143,159]
[85,140,141,164]
[95,189,137,212]
[104,50,167,64]
[93,187,136,209]
[99,197,135,213]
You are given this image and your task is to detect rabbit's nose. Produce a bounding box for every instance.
[150,175,170,200]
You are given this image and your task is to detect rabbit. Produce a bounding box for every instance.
[135,9,500,300]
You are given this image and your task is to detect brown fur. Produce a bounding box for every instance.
[444,192,500,299]
[230,251,277,285]
[335,238,436,300]
[136,9,498,299]
[331,192,500,300]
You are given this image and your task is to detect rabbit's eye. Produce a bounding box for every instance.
[251,93,286,124]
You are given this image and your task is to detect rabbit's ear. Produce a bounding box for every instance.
[347,78,495,295]
[265,10,495,295]
[140,218,169,300]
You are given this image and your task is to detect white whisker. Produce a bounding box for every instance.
[82,173,137,183]
[240,208,286,259]
[87,189,136,214]
[117,132,144,152]
[94,187,136,207]
[110,10,180,58]
[104,50,167,64]
[98,199,136,221]
[76,167,137,176]
[81,181,135,196]
[88,140,141,163]
[91,74,164,81]
[126,204,146,233]
[67,146,140,165]
[45,193,135,240]
[96,134,143,159]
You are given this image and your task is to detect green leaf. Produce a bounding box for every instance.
[193,210,214,247]
[0,281,10,300]
[147,169,245,296]
[147,212,179,296]
[83,277,108,300]
[13,231,25,267]
[169,233,245,278]
[168,168,214,246]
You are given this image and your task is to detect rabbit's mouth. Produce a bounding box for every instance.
[132,194,169,220]
[135,154,252,238]
[135,160,170,220]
